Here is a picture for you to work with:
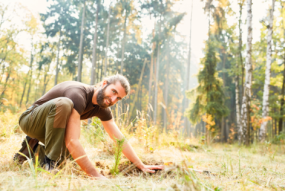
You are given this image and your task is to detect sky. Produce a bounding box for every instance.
[1,0,271,88]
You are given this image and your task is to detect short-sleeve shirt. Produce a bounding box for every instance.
[33,81,112,121]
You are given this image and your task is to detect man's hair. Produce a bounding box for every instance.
[103,74,130,96]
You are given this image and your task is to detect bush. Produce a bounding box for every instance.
[271,131,285,144]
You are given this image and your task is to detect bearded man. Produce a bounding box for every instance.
[14,74,163,180]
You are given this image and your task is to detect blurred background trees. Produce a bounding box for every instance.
[1,0,285,144]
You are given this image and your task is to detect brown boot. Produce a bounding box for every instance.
[14,136,39,164]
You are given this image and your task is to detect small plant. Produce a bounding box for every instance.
[82,117,107,146]
[271,131,285,144]
[110,137,125,175]
[133,111,158,152]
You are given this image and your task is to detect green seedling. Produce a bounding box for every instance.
[110,137,125,175]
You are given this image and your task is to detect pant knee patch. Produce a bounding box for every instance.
[53,98,74,128]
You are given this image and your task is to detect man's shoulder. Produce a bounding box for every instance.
[58,81,88,87]
[57,81,91,91]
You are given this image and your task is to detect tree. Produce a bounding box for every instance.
[259,0,276,141]
[77,0,86,82]
[237,0,245,144]
[184,0,194,135]
[90,0,100,85]
[103,4,111,77]
[279,1,285,134]
[240,0,252,145]
[186,35,228,144]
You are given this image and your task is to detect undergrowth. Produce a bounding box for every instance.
[1,110,285,190]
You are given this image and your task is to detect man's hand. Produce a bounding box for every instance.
[101,119,164,174]
[138,164,164,173]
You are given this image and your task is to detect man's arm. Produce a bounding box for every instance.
[65,109,105,179]
[101,119,164,173]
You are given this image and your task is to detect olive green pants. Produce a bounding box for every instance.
[19,97,74,163]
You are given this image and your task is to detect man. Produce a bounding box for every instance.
[14,74,163,179]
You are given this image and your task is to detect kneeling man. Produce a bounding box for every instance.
[15,74,163,179]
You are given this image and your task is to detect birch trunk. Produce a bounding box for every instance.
[90,0,100,85]
[120,9,128,74]
[104,5,111,78]
[237,0,244,143]
[235,55,241,141]
[260,0,275,141]
[240,0,252,145]
[77,1,86,82]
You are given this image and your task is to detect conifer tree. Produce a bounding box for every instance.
[186,35,228,144]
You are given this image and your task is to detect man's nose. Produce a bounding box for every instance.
[111,96,117,103]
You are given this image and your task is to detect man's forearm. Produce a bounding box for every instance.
[66,139,101,177]
[121,140,144,168]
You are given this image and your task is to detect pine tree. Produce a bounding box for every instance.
[186,35,228,144]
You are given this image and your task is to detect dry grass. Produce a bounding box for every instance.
[0,112,285,190]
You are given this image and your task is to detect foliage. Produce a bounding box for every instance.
[271,131,285,144]
[110,137,125,175]
[186,35,228,125]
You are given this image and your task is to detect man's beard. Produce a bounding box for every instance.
[96,84,113,109]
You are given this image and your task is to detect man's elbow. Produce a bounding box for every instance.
[65,138,80,152]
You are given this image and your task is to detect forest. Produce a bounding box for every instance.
[0,0,285,190]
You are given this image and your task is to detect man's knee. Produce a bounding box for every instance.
[52,98,74,128]
[54,97,74,114]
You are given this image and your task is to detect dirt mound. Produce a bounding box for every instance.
[95,159,170,177]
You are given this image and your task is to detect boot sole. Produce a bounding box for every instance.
[14,136,38,164]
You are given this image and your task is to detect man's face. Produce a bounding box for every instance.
[96,81,127,109]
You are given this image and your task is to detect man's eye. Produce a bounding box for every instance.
[112,90,115,94]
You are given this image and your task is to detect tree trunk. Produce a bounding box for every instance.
[260,0,275,141]
[54,30,61,86]
[221,49,226,142]
[279,2,285,134]
[153,19,161,125]
[163,55,170,131]
[25,73,32,105]
[240,0,252,145]
[25,39,35,105]
[104,4,111,78]
[42,62,51,96]
[237,0,244,144]
[20,81,27,107]
[279,59,285,134]
[184,0,194,136]
[0,67,11,98]
[235,55,242,142]
[90,0,100,85]
[147,26,155,124]
[34,70,41,102]
[120,8,128,75]
[77,1,86,82]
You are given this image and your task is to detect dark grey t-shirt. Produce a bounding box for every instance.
[33,81,112,121]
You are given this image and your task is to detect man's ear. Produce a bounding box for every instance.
[102,80,108,86]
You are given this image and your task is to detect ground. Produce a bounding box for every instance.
[0,131,285,190]
[0,112,285,190]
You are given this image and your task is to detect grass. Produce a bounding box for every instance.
[1,111,285,190]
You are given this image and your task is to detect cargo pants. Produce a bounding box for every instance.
[19,97,74,164]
